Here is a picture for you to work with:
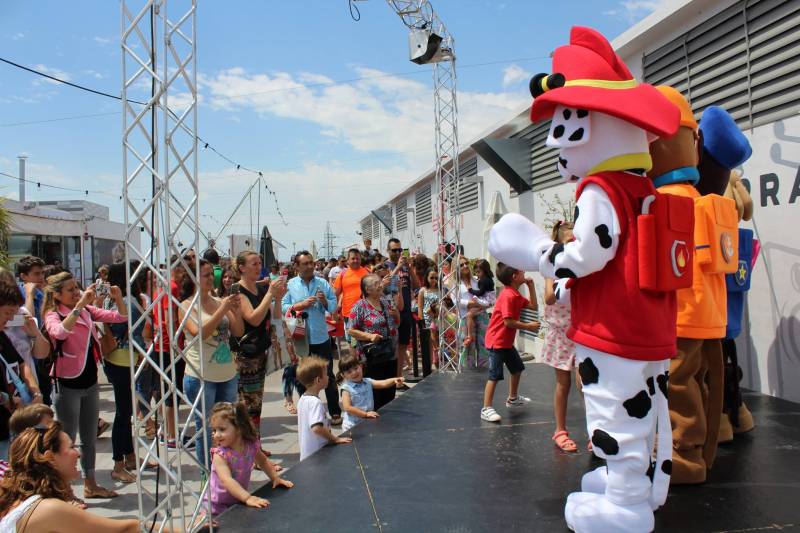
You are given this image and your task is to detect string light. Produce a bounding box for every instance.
[0,56,290,226]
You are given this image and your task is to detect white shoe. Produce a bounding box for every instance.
[565,491,654,533]
[505,395,531,407]
[480,407,501,422]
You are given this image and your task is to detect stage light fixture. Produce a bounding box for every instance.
[408,28,444,64]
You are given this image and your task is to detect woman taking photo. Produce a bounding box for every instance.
[234,250,286,434]
[43,272,127,500]
[179,259,244,464]
[0,423,139,532]
[216,266,237,298]
[347,273,402,410]
[103,262,148,483]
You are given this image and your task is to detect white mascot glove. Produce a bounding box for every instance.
[488,213,554,273]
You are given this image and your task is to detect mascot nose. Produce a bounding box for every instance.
[530,73,566,98]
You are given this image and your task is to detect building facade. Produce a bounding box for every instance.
[358,0,800,401]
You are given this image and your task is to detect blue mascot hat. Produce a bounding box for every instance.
[699,106,752,170]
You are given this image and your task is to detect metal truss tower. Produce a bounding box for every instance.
[386,0,463,371]
[122,1,210,530]
[322,221,338,259]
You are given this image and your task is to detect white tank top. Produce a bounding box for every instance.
[0,495,41,533]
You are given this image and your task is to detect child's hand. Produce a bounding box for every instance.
[246,495,270,508]
[272,478,294,490]
[393,377,405,387]
[365,411,379,419]
[335,436,353,444]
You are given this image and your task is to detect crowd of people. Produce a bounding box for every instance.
[0,234,585,528]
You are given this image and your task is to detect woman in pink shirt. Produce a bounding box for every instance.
[42,272,127,501]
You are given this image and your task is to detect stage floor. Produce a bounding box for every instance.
[220,363,800,532]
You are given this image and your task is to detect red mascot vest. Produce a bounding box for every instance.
[568,171,677,361]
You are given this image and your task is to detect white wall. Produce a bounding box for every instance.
[736,114,800,402]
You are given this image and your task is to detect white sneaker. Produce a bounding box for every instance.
[506,395,531,407]
[480,407,501,422]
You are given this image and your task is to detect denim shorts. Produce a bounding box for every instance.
[487,347,525,381]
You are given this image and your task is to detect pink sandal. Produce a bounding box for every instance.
[552,430,578,453]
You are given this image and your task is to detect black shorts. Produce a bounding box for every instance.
[487,347,525,381]
[398,312,413,345]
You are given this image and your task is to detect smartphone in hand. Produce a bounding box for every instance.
[230,283,241,295]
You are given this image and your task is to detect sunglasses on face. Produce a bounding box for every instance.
[389,248,402,253]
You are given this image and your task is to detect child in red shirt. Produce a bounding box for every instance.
[481,263,539,423]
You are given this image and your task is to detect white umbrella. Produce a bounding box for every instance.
[482,191,509,271]
[310,240,318,260]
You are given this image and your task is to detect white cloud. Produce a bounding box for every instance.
[83,69,104,79]
[33,64,71,85]
[10,32,25,40]
[94,36,112,45]
[200,65,527,168]
[502,64,531,88]
[606,0,680,23]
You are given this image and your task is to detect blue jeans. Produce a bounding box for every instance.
[183,374,239,465]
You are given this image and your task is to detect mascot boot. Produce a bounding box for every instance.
[490,27,680,532]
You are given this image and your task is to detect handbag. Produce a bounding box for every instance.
[0,352,33,405]
[361,300,396,365]
[285,309,307,340]
[98,324,119,358]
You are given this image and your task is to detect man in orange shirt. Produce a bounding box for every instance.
[333,248,371,341]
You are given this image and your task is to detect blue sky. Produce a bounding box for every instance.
[0,0,668,258]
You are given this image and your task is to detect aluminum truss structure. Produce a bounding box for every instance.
[386,1,464,371]
[122,1,211,531]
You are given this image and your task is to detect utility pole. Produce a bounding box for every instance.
[322,221,337,259]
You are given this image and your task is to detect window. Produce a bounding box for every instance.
[457,158,480,213]
[395,197,408,231]
[8,234,37,271]
[513,120,560,191]
[361,220,372,241]
[92,238,124,278]
[643,0,800,128]
[415,184,433,225]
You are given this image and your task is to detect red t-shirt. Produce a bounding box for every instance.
[484,286,528,350]
[151,280,182,352]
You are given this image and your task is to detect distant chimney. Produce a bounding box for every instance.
[18,155,27,203]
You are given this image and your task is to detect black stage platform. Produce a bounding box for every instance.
[220,364,800,532]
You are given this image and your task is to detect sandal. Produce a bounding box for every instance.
[84,486,119,499]
[552,430,578,453]
[97,419,111,438]
[144,418,158,440]
[111,469,137,483]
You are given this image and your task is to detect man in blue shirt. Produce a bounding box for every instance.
[282,250,342,424]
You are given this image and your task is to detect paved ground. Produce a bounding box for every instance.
[83,347,421,523]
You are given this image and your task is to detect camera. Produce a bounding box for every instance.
[230,283,241,295]
[95,280,110,297]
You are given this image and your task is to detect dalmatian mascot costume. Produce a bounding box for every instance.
[488,27,683,532]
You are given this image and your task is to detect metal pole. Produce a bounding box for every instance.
[123,1,208,530]
[18,156,26,203]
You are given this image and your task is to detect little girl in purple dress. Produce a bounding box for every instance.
[204,402,294,515]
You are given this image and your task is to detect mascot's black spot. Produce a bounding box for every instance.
[595,224,612,249]
[548,243,565,265]
[563,108,572,120]
[657,372,669,399]
[554,285,562,301]
[591,429,619,456]
[646,376,655,396]
[555,268,577,279]
[623,390,652,419]
[661,460,672,475]
[577,109,589,118]
[646,461,656,482]
[573,205,579,223]
[553,125,566,139]
[559,157,568,168]
[568,128,585,142]
[570,175,580,182]
[578,357,599,386]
